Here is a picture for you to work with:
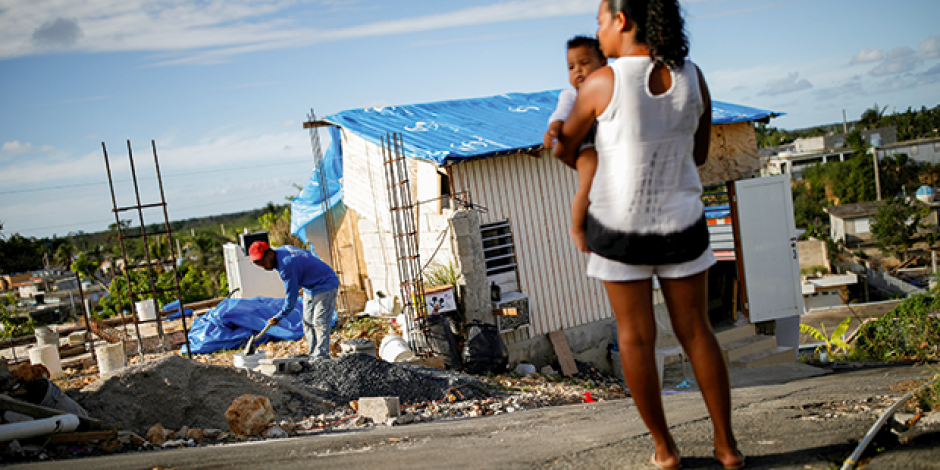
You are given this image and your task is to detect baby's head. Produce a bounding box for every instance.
[566,35,606,90]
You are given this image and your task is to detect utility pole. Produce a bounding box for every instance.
[842,109,848,134]
[872,148,882,201]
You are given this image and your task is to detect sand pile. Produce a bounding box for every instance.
[73,355,334,434]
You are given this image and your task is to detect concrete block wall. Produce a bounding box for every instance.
[449,209,493,325]
[506,317,615,374]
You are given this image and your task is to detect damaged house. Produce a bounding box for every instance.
[289,89,803,375]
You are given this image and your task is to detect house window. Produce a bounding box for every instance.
[833,138,844,148]
[934,141,940,152]
[911,145,920,156]
[855,217,871,233]
[480,220,517,276]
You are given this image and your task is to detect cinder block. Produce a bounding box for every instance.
[358,397,400,423]
[257,357,304,376]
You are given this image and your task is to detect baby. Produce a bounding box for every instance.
[542,35,607,253]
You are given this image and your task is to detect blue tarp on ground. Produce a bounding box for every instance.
[180,296,304,355]
[180,296,339,354]
[161,300,194,320]
[290,125,344,244]
[325,89,784,165]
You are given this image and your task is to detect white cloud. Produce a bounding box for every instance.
[0,0,597,64]
[2,140,33,154]
[849,48,883,65]
[813,75,865,101]
[869,46,920,76]
[759,72,813,96]
[920,35,940,59]
[39,144,56,152]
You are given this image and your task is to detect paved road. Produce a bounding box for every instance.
[7,363,938,469]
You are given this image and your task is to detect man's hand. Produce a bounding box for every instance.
[267,317,280,326]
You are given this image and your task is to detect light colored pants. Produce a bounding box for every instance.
[304,287,338,359]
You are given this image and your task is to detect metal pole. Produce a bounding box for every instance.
[872,148,882,201]
[152,140,191,357]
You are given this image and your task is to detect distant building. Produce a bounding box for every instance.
[876,136,940,164]
[761,127,898,179]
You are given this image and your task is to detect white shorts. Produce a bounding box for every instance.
[586,247,716,282]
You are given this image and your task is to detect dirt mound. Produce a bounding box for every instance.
[74,355,334,434]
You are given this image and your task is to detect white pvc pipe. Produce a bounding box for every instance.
[0,414,80,442]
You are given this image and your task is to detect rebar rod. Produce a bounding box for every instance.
[101,142,139,355]
[151,140,191,357]
[126,140,165,354]
[381,133,431,356]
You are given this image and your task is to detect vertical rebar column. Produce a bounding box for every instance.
[102,143,141,354]
[381,133,431,356]
[151,140,192,357]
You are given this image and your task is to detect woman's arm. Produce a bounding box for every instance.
[693,65,712,167]
[553,67,614,169]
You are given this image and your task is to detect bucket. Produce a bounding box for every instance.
[34,326,59,348]
[29,345,63,379]
[233,351,266,370]
[95,343,126,375]
[135,299,158,322]
[68,331,86,347]
[379,334,415,363]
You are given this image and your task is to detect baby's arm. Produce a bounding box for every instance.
[570,147,598,253]
[542,120,564,151]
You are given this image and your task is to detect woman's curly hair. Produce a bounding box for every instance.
[606,0,689,68]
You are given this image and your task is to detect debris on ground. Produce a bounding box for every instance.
[3,313,633,464]
[72,354,334,435]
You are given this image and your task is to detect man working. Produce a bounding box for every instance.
[249,241,339,360]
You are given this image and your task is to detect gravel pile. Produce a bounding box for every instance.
[288,354,489,406]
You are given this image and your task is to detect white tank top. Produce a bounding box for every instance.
[589,56,704,236]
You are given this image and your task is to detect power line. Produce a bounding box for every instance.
[0,158,312,195]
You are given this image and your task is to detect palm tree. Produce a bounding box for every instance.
[53,243,76,271]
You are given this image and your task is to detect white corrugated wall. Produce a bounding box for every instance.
[450,152,613,335]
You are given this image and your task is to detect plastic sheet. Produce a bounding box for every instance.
[180,297,305,355]
[326,90,783,165]
[290,125,344,244]
[162,300,194,320]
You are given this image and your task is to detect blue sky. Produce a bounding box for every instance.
[1,0,938,239]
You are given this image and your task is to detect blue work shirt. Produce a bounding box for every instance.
[272,246,339,321]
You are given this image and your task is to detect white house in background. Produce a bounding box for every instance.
[761,127,898,179]
[825,201,882,245]
[876,136,940,164]
[802,273,858,311]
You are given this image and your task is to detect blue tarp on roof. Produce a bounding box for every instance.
[292,89,781,239]
[326,89,783,165]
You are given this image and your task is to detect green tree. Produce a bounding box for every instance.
[259,208,304,248]
[871,197,932,260]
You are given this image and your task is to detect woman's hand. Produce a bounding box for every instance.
[570,226,590,253]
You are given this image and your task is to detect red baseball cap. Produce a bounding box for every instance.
[248,241,270,262]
